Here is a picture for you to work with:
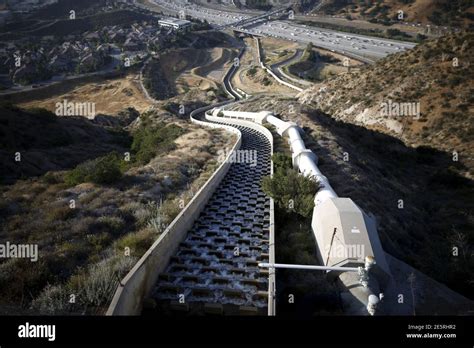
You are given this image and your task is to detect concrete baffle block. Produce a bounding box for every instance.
[238,306,259,315]
[169,301,189,312]
[204,303,224,315]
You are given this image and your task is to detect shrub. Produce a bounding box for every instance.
[97,215,126,235]
[247,66,257,76]
[32,255,138,314]
[41,171,62,184]
[72,255,137,309]
[31,284,72,314]
[0,258,50,304]
[272,153,292,173]
[160,198,182,223]
[115,228,156,256]
[65,152,123,186]
[131,123,185,165]
[262,168,319,218]
[46,205,76,222]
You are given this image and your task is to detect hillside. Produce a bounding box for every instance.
[0,105,235,314]
[318,0,474,28]
[31,0,110,20]
[225,95,474,306]
[299,31,474,176]
[0,104,134,185]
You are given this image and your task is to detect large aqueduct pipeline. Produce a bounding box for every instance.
[209,107,391,315]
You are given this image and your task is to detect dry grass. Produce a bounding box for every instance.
[0,108,236,314]
[18,73,154,115]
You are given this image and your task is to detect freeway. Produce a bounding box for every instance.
[148,0,416,61]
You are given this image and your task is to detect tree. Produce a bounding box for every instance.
[262,153,320,218]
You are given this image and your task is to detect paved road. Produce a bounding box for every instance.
[149,0,416,61]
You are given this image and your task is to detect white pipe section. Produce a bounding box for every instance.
[265,115,337,206]
[213,110,337,206]
[265,115,287,131]
[258,263,360,273]
[214,108,383,315]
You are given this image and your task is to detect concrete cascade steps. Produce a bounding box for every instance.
[144,124,272,316]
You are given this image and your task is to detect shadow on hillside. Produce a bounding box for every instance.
[303,110,474,299]
[1,69,133,105]
[0,105,129,185]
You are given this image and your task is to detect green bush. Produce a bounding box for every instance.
[272,153,292,173]
[247,66,257,76]
[262,168,319,218]
[65,152,123,186]
[131,123,185,165]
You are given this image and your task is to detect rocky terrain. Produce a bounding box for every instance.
[318,0,474,28]
[299,32,474,177]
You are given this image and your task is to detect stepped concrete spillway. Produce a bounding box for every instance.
[148,123,273,315]
[212,107,391,315]
[106,41,279,316]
